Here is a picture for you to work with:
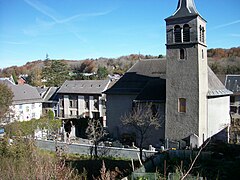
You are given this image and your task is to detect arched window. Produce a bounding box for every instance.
[174,25,182,43]
[183,24,190,42]
[199,25,202,42]
[202,49,204,59]
[202,27,205,43]
[180,49,185,59]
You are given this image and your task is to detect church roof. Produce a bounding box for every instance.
[134,79,166,102]
[207,67,233,97]
[105,59,166,95]
[166,0,204,20]
[106,59,231,98]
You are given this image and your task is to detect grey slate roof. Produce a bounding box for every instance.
[105,59,166,95]
[42,87,59,103]
[166,0,203,20]
[106,59,231,98]
[57,80,110,95]
[0,80,42,105]
[207,67,232,97]
[225,75,240,94]
[134,79,166,102]
[36,87,48,98]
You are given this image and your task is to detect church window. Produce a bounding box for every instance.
[183,24,190,42]
[180,49,185,59]
[174,25,182,43]
[202,49,204,59]
[178,98,186,113]
[202,27,205,43]
[199,25,202,42]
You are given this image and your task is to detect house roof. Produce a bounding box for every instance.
[105,59,166,95]
[42,87,59,103]
[36,87,49,98]
[225,75,240,93]
[0,80,42,104]
[57,80,110,95]
[106,59,231,98]
[207,67,233,97]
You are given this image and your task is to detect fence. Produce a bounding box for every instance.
[35,140,156,160]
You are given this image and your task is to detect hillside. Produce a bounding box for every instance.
[0,47,240,80]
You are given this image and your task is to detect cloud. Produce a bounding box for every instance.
[230,34,240,38]
[1,41,28,45]
[212,20,240,30]
[23,0,113,41]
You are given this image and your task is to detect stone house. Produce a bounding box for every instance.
[225,75,240,119]
[225,75,240,143]
[57,80,110,138]
[105,0,232,149]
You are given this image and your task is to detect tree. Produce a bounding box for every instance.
[0,83,13,123]
[27,67,43,86]
[97,66,108,80]
[121,103,161,162]
[79,60,96,73]
[86,119,107,159]
[42,60,70,87]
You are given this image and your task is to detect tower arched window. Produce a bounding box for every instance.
[202,27,205,43]
[180,49,185,59]
[183,24,190,42]
[174,25,182,43]
[199,25,202,42]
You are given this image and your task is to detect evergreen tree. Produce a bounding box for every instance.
[42,60,70,87]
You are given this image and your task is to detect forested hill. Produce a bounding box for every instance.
[0,47,240,80]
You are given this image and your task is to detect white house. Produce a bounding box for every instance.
[0,79,42,122]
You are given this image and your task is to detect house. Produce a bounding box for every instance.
[57,80,110,139]
[17,76,27,85]
[37,87,59,117]
[105,0,232,149]
[225,75,240,143]
[225,75,240,119]
[0,79,42,123]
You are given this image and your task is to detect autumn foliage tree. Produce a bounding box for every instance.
[0,83,13,122]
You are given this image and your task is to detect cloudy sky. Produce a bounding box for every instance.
[0,0,239,68]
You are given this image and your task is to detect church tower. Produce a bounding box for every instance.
[165,0,208,147]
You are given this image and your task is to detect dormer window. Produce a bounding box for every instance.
[174,25,182,43]
[183,24,190,42]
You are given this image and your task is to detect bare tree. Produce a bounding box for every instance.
[121,103,161,162]
[86,119,107,159]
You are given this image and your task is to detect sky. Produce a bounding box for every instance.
[0,0,239,69]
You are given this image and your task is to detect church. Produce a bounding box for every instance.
[105,0,232,148]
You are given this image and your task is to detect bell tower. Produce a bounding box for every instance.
[165,0,208,147]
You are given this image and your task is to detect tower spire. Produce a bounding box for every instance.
[168,0,201,19]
